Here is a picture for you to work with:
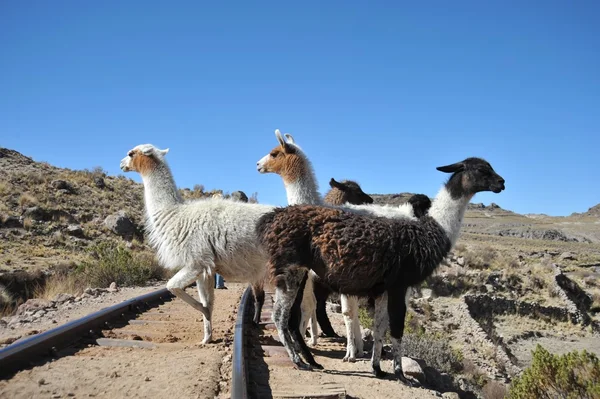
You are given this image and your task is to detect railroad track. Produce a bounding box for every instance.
[0,283,253,399]
[1,283,445,399]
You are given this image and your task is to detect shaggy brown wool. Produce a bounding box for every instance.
[257,205,451,297]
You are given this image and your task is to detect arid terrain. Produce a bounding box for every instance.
[1,146,599,398]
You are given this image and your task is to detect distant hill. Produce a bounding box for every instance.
[572,204,600,218]
[371,193,508,212]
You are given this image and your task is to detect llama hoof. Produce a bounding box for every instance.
[200,337,212,345]
[293,361,313,371]
[310,362,324,370]
[308,339,318,347]
[372,366,386,379]
[342,355,357,363]
[397,373,418,387]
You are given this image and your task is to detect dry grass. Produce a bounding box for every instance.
[18,193,38,207]
[0,181,11,196]
[482,380,508,399]
[34,272,84,299]
[462,358,488,388]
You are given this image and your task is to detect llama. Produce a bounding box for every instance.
[256,130,435,362]
[120,144,274,344]
[407,194,432,218]
[256,130,374,353]
[256,157,505,383]
[325,178,374,206]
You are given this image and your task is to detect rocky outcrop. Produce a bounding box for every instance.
[104,211,137,239]
[230,191,248,203]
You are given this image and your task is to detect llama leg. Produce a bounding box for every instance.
[388,286,417,387]
[166,266,209,316]
[251,282,265,325]
[371,292,389,378]
[352,297,364,356]
[308,308,319,347]
[196,275,215,344]
[302,272,318,346]
[314,278,339,338]
[289,270,322,369]
[272,272,312,370]
[342,294,360,362]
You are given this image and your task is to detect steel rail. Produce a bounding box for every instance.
[231,286,253,399]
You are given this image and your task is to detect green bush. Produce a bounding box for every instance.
[508,344,600,399]
[77,242,167,288]
[358,306,373,330]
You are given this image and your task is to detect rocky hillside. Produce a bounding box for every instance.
[0,147,251,273]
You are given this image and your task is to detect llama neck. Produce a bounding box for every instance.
[284,175,323,205]
[283,155,323,205]
[428,186,472,247]
[141,162,182,221]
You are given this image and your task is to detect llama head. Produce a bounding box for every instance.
[407,194,432,218]
[437,157,505,199]
[120,144,169,175]
[256,129,310,183]
[325,178,374,205]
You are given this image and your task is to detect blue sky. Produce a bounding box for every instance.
[1,1,598,216]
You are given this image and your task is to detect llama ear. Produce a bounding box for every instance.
[329,178,345,190]
[159,148,169,156]
[284,133,295,144]
[275,129,286,147]
[436,162,465,173]
[140,146,154,156]
[275,129,294,153]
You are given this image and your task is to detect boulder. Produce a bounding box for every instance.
[1,216,23,228]
[94,177,106,189]
[231,191,249,203]
[51,179,74,193]
[23,206,52,221]
[16,298,53,315]
[104,211,136,239]
[401,357,426,384]
[66,225,85,238]
[107,282,118,292]
[441,393,460,399]
[53,293,75,304]
[560,252,577,261]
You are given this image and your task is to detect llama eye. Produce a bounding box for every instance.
[128,151,134,157]
[270,153,278,158]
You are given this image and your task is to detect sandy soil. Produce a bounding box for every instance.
[0,282,246,399]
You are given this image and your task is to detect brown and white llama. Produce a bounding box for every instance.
[256,130,374,354]
[256,157,505,384]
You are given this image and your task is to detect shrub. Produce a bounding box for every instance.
[401,332,463,374]
[249,192,259,203]
[508,344,600,399]
[0,181,11,196]
[483,380,507,398]
[358,306,373,330]
[463,246,497,269]
[18,193,38,207]
[76,242,167,288]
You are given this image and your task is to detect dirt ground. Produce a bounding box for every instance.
[1,282,167,345]
[0,282,246,399]
[248,292,443,399]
